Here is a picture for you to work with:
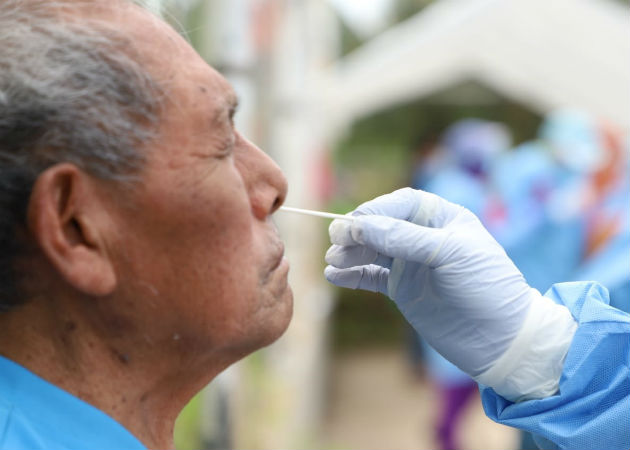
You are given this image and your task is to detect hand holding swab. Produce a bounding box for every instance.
[278,206,354,221]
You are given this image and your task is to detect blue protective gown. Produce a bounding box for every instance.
[480,282,630,450]
[0,355,145,450]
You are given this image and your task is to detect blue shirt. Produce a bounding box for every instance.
[0,356,145,450]
[481,282,630,450]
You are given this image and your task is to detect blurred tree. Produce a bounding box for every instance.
[338,16,366,56]
[337,0,438,56]
[392,0,436,22]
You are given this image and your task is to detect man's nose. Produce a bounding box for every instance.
[235,133,288,220]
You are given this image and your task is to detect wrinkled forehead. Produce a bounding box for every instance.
[53,0,232,88]
[62,1,185,72]
[67,0,237,128]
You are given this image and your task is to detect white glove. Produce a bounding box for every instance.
[325,188,577,401]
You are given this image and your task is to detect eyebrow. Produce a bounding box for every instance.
[207,91,239,128]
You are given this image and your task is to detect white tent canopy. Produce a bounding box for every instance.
[320,0,630,134]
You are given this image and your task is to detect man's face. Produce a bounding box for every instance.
[96,6,292,361]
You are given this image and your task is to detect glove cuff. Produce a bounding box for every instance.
[473,288,577,402]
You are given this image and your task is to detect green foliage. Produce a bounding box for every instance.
[173,394,202,450]
[392,0,436,23]
[339,19,365,56]
[330,288,407,352]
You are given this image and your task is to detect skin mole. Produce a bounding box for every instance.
[110,347,130,365]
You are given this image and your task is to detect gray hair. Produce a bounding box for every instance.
[0,0,164,311]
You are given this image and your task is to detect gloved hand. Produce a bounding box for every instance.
[325,188,577,400]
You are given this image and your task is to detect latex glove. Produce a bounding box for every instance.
[325,188,577,401]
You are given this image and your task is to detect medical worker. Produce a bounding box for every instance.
[489,141,585,295]
[325,187,630,450]
[571,123,630,313]
[423,119,510,218]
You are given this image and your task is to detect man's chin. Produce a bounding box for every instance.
[227,267,293,357]
[259,285,294,347]
[208,287,293,373]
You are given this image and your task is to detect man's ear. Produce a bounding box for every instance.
[27,163,117,296]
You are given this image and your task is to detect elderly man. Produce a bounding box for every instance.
[0,1,291,448]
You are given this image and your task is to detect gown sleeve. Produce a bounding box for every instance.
[479,281,630,450]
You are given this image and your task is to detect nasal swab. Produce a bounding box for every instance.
[278,206,354,221]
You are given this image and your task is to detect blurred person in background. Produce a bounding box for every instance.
[410,119,512,450]
[0,1,291,448]
[422,119,511,219]
[498,109,629,313]
[485,110,608,450]
[570,122,630,313]
[489,141,582,296]
[416,339,477,450]
[487,140,568,450]
[409,132,445,194]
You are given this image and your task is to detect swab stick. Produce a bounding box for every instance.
[278,206,354,221]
